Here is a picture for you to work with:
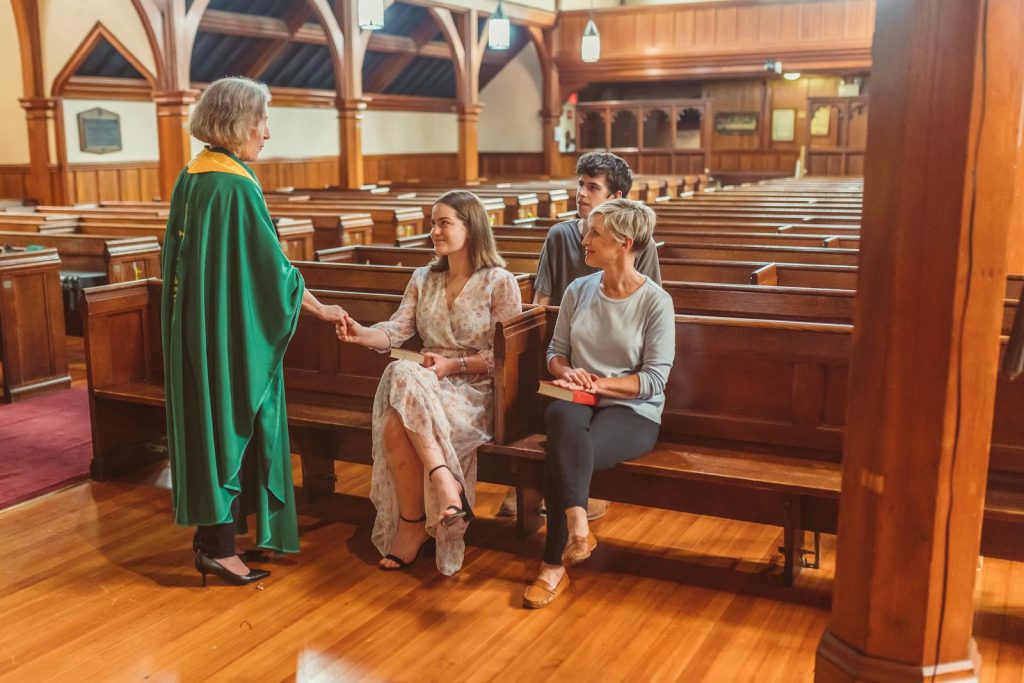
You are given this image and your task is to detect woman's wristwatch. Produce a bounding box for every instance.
[458,356,468,374]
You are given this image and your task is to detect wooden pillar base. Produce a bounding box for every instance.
[154,90,198,201]
[541,111,561,179]
[19,97,58,204]
[816,631,980,683]
[457,104,482,182]
[337,97,366,189]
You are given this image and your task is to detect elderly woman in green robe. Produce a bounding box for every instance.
[162,77,346,587]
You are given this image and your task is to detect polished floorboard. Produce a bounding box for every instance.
[0,340,1021,681]
[1,462,1023,682]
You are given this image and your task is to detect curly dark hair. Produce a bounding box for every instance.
[575,151,633,197]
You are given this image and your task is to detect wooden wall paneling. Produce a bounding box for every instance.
[0,167,30,200]
[363,153,459,184]
[555,0,875,89]
[815,0,1024,678]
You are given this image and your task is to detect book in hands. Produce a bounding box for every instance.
[537,380,599,406]
[390,348,425,364]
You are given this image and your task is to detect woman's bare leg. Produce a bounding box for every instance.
[379,408,429,568]
[402,423,464,526]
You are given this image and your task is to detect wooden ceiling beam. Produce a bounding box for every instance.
[245,2,312,79]
[365,15,441,92]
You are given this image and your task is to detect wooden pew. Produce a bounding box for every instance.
[0,213,79,234]
[295,261,534,303]
[53,215,316,261]
[0,232,160,283]
[0,247,70,402]
[480,306,1024,585]
[79,279,525,501]
[316,244,541,274]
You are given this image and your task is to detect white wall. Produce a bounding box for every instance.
[62,99,158,163]
[362,111,458,154]
[479,43,543,153]
[262,106,340,158]
[41,0,156,94]
[0,2,29,164]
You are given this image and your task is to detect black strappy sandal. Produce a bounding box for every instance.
[428,464,476,528]
[380,513,435,571]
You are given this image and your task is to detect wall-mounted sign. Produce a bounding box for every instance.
[771,109,796,142]
[714,112,758,135]
[77,108,122,154]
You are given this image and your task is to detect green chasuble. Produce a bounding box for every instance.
[161,147,303,553]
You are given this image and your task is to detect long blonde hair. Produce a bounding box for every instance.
[428,190,506,272]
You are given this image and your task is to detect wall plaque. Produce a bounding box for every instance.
[77,108,122,154]
[714,112,758,135]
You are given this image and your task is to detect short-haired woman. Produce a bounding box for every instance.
[337,191,522,575]
[524,198,675,608]
[163,77,345,586]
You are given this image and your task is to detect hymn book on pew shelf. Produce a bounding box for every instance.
[390,348,425,364]
[537,380,599,406]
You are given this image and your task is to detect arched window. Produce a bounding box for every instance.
[642,109,671,148]
[676,108,702,149]
[610,110,639,148]
[578,110,606,149]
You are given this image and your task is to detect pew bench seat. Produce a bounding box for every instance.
[478,432,841,586]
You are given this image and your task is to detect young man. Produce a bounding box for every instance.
[533,152,662,306]
[497,152,662,518]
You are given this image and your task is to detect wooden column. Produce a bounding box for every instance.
[541,111,561,178]
[18,97,57,204]
[815,0,1024,680]
[333,0,367,189]
[338,98,366,189]
[534,27,562,179]
[456,104,481,182]
[455,9,483,182]
[155,90,197,201]
[11,0,61,204]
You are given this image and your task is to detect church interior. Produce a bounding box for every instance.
[0,0,1023,680]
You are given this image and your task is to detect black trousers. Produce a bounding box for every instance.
[542,401,660,565]
[193,495,243,558]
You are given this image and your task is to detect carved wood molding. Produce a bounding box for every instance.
[63,77,154,101]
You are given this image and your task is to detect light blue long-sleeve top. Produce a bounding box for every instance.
[546,271,676,423]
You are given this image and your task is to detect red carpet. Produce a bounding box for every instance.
[0,387,93,510]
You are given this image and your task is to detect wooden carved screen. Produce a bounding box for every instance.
[575,98,710,175]
[806,96,869,176]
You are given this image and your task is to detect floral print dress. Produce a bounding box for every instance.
[369,265,523,575]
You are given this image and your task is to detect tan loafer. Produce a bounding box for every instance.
[586,498,611,521]
[523,571,570,609]
[562,531,597,567]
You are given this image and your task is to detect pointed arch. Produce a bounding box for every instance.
[51,22,157,97]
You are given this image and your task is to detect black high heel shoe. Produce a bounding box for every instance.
[428,464,475,528]
[192,540,269,564]
[380,513,435,571]
[195,550,271,587]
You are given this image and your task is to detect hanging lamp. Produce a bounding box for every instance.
[488,0,511,50]
[581,16,600,63]
[358,0,385,30]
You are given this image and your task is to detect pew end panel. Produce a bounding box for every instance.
[82,279,165,478]
[0,248,71,402]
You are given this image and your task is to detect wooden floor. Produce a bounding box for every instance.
[0,339,1021,681]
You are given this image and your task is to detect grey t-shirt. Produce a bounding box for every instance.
[546,272,675,424]
[534,218,662,306]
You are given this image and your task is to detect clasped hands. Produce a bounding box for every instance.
[333,312,460,378]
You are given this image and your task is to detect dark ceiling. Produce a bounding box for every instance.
[76,0,527,99]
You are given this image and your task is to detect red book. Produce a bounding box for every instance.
[537,380,599,406]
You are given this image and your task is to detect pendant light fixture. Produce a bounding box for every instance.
[488,0,511,50]
[358,0,385,30]
[581,16,600,63]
